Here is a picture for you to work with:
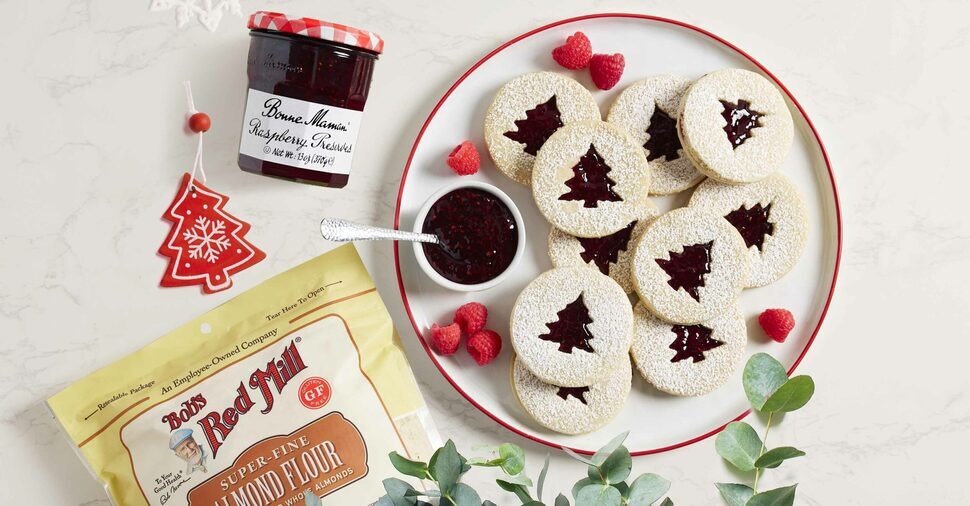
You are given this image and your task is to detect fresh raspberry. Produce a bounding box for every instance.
[429,323,461,355]
[466,329,502,365]
[758,309,795,343]
[454,302,488,335]
[447,141,480,176]
[552,31,593,70]
[589,53,625,90]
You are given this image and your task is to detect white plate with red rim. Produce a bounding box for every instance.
[393,13,841,455]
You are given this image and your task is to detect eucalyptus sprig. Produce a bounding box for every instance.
[714,353,815,506]
[364,431,671,506]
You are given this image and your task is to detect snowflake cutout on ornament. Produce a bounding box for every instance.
[149,0,242,32]
[183,216,231,263]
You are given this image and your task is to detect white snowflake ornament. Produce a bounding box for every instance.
[149,0,242,32]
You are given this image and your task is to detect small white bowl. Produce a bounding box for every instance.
[412,180,526,292]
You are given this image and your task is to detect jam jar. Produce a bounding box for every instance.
[239,11,383,188]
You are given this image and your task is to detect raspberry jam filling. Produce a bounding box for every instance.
[539,294,595,354]
[421,188,518,285]
[720,99,763,148]
[644,104,682,161]
[556,386,591,404]
[577,220,637,275]
[724,202,774,251]
[503,95,564,156]
[655,241,714,302]
[669,324,724,363]
[559,144,623,208]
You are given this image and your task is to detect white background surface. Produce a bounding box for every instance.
[0,1,966,504]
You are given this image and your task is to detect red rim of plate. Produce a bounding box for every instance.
[392,13,842,456]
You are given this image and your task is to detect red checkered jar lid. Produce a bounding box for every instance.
[247,11,384,54]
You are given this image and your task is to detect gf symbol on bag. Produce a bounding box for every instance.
[299,377,332,409]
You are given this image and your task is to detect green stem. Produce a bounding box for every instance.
[752,412,774,493]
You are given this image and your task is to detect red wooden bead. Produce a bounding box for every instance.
[188,112,211,133]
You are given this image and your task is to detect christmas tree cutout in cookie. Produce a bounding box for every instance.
[655,241,713,302]
[577,220,637,275]
[720,99,763,148]
[538,293,596,354]
[558,144,623,208]
[669,324,724,363]
[556,386,591,404]
[503,95,564,156]
[159,173,265,294]
[644,103,682,162]
[724,202,774,251]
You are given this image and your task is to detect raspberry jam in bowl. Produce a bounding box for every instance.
[239,11,383,188]
[413,181,525,292]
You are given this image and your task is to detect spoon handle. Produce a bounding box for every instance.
[320,217,439,244]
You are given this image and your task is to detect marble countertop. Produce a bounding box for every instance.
[2,0,967,504]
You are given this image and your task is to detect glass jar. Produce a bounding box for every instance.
[238,11,383,188]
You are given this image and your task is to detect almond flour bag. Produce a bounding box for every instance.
[48,244,438,505]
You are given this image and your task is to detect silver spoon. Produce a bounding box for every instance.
[319,217,440,244]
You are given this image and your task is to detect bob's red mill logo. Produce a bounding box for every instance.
[162,339,307,457]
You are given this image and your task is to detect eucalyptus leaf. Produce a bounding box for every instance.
[499,443,526,475]
[555,493,570,506]
[588,445,631,484]
[522,502,544,506]
[381,478,417,506]
[626,473,671,506]
[451,483,482,506]
[562,446,596,466]
[754,446,806,469]
[761,376,815,413]
[747,485,797,506]
[429,440,463,494]
[305,491,323,506]
[501,472,534,487]
[591,431,630,465]
[572,477,595,499]
[715,422,763,471]
[715,483,754,506]
[496,480,532,502]
[576,483,622,506]
[659,499,674,506]
[743,353,789,411]
[389,452,429,480]
[483,502,498,506]
[538,454,551,500]
[614,481,629,497]
[374,496,394,506]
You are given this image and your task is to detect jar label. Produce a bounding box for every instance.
[239,89,363,175]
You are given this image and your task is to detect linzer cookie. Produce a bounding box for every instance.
[677,68,794,184]
[484,72,600,185]
[631,302,746,396]
[511,266,633,387]
[531,121,651,238]
[511,354,631,435]
[547,202,659,293]
[689,173,808,287]
[607,75,704,194]
[632,207,749,324]
[47,245,438,506]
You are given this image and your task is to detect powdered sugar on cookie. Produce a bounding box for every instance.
[689,173,808,287]
[512,355,631,434]
[607,75,704,194]
[485,72,600,185]
[631,207,749,324]
[547,202,659,293]
[532,121,651,238]
[631,302,746,396]
[678,68,793,184]
[510,266,632,387]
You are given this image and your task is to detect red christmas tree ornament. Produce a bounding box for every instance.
[159,173,265,293]
[158,82,264,294]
